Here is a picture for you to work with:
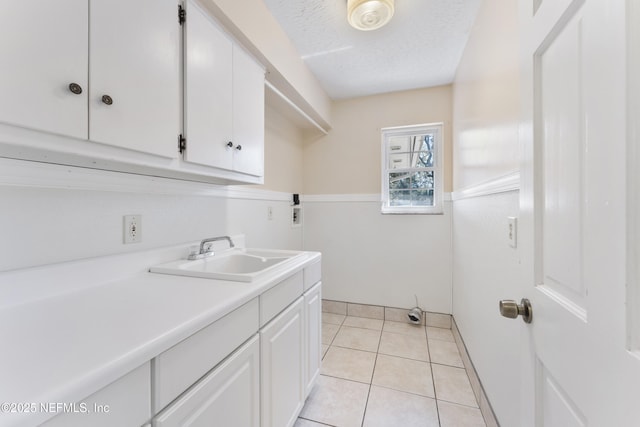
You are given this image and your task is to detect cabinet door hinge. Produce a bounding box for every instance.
[178,5,186,25]
[178,134,186,153]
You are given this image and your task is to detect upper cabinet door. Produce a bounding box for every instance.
[0,0,88,139]
[183,0,234,169]
[232,46,265,176]
[89,0,180,158]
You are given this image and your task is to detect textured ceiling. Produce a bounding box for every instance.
[263,0,482,99]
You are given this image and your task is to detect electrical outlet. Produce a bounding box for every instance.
[123,215,141,244]
[267,206,273,220]
[507,216,517,248]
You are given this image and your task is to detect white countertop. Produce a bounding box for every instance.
[0,245,320,427]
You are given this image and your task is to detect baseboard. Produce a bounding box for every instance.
[321,299,451,328]
[451,317,500,427]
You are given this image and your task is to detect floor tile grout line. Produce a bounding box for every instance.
[435,397,482,410]
[297,415,338,426]
[324,319,343,348]
[318,373,374,387]
[426,323,443,426]
[366,382,437,400]
[359,319,383,427]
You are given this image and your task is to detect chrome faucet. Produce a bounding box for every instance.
[188,236,235,260]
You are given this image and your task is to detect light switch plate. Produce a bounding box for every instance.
[507,216,517,248]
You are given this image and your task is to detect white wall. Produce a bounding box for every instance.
[452,0,519,189]
[0,162,302,273]
[303,86,453,194]
[452,191,520,426]
[303,199,452,313]
[227,197,302,250]
[301,87,454,313]
[451,0,522,425]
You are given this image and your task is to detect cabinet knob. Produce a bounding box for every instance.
[226,141,234,148]
[68,83,83,95]
[101,95,113,105]
[235,145,242,151]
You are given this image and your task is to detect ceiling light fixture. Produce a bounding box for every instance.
[347,0,395,31]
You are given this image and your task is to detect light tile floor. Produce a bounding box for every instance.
[296,314,486,427]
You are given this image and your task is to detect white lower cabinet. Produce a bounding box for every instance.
[304,281,322,396]
[153,334,260,427]
[42,362,150,427]
[146,263,320,427]
[260,296,305,427]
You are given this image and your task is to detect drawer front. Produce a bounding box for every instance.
[153,297,259,411]
[154,335,260,427]
[260,271,303,327]
[303,261,321,291]
[42,362,151,427]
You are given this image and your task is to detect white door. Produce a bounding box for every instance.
[183,0,234,169]
[90,0,180,158]
[0,0,88,139]
[517,0,640,425]
[261,297,305,427]
[231,45,265,176]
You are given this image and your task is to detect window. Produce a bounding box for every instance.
[381,123,443,214]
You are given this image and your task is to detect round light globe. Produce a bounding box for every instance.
[347,0,395,31]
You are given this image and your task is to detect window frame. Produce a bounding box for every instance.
[381,123,444,215]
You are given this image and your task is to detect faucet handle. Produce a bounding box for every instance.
[187,245,200,260]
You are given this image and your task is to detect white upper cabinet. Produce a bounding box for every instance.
[184,0,265,177]
[184,0,234,170]
[232,46,265,176]
[0,0,264,183]
[90,0,180,158]
[0,0,179,159]
[0,0,88,139]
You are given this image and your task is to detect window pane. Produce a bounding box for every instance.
[389,189,435,207]
[412,189,434,206]
[418,134,435,151]
[416,150,434,168]
[388,136,410,152]
[390,190,411,206]
[389,172,411,189]
[389,153,410,169]
[411,171,434,189]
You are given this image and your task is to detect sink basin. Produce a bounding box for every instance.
[150,248,304,282]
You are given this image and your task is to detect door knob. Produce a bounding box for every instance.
[499,298,532,323]
[101,95,113,105]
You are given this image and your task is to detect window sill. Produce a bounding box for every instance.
[381,206,443,215]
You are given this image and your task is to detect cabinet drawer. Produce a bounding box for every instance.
[154,335,260,427]
[153,298,259,411]
[42,362,150,427]
[303,261,321,291]
[260,271,303,327]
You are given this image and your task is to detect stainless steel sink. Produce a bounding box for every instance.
[150,248,304,282]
